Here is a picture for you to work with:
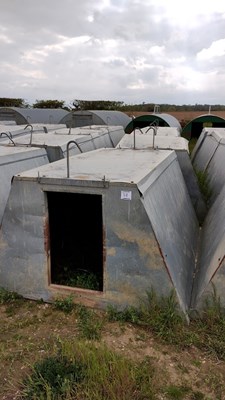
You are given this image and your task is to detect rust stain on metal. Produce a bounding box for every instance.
[211,255,225,281]
[107,247,116,256]
[102,225,107,292]
[111,221,162,269]
[75,175,89,180]
[102,225,106,265]
[43,216,51,284]
[43,216,50,255]
[155,237,173,284]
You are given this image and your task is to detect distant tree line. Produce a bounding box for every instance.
[0,97,225,112]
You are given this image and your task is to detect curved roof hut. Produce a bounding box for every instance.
[61,110,131,129]
[0,107,70,125]
[125,113,181,134]
[182,114,225,140]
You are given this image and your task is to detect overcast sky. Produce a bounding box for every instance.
[1,0,225,106]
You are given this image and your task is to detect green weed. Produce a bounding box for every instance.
[57,269,100,291]
[194,168,212,205]
[0,287,23,304]
[141,289,183,338]
[53,295,74,313]
[191,392,205,400]
[163,385,190,399]
[106,304,141,324]
[76,304,103,340]
[22,353,85,399]
[188,138,198,154]
[191,288,225,359]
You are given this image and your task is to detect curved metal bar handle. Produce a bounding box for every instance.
[24,124,33,145]
[66,140,83,178]
[146,126,157,149]
[0,131,15,146]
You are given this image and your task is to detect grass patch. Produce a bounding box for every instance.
[0,287,23,304]
[2,289,225,399]
[22,353,85,399]
[53,295,74,313]
[76,304,103,340]
[107,289,184,343]
[140,289,184,341]
[194,168,212,205]
[21,339,156,400]
[53,298,103,339]
[107,304,141,324]
[106,288,225,361]
[188,137,198,154]
[163,385,190,399]
[56,268,100,291]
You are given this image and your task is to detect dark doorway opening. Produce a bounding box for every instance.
[47,191,103,291]
[191,122,203,138]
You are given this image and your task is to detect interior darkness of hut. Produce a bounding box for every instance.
[47,191,103,291]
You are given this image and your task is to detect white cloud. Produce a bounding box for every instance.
[0,0,225,104]
[197,39,225,60]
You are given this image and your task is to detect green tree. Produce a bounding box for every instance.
[33,99,65,109]
[0,98,28,107]
[71,99,124,111]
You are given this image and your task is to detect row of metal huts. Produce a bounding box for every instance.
[1,106,225,139]
[1,108,225,318]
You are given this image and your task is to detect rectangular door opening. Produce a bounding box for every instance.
[47,191,103,291]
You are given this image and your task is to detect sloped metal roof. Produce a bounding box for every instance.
[117,134,188,151]
[17,148,175,184]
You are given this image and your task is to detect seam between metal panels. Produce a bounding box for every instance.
[0,153,47,167]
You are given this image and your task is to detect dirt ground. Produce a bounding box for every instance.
[1,300,225,400]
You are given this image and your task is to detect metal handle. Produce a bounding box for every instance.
[24,124,33,145]
[66,140,83,178]
[0,131,16,146]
